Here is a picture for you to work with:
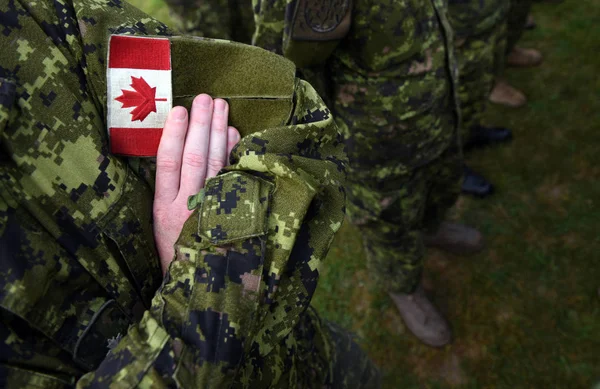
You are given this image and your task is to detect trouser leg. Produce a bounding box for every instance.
[506,0,533,53]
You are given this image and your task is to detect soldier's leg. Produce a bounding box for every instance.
[456,31,495,197]
[422,147,484,255]
[506,0,543,67]
[457,31,498,138]
[331,95,453,346]
[506,0,533,53]
[490,2,530,107]
[351,168,458,347]
[457,25,512,197]
[350,170,428,296]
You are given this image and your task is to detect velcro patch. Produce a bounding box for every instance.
[107,35,172,157]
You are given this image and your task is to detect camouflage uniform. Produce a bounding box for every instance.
[0,0,379,387]
[253,0,462,294]
[164,0,255,43]
[449,0,509,137]
[506,0,534,53]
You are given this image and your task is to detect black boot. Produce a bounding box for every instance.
[465,125,513,151]
[462,165,494,198]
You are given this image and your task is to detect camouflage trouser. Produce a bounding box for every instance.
[164,0,254,43]
[348,148,462,294]
[456,22,507,139]
[335,83,462,295]
[506,0,533,52]
[328,38,461,295]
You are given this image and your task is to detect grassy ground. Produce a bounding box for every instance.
[129,1,600,387]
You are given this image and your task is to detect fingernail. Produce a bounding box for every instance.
[171,107,187,121]
[229,126,240,141]
[214,99,226,113]
[194,94,212,108]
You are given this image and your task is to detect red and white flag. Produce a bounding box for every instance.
[107,35,172,157]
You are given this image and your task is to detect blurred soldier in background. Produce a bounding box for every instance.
[164,0,254,43]
[448,0,514,197]
[490,0,544,107]
[253,0,485,347]
[506,0,543,67]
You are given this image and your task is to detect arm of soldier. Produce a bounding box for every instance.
[252,0,288,52]
[77,1,344,386]
[162,0,233,39]
[74,96,242,387]
[76,80,347,388]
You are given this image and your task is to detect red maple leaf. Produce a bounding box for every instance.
[115,76,167,122]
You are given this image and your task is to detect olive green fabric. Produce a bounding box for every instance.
[254,0,462,294]
[164,0,255,44]
[170,36,296,136]
[0,0,375,387]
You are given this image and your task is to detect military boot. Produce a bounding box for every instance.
[489,79,527,108]
[462,165,494,198]
[507,46,544,67]
[424,222,484,255]
[525,13,536,30]
[389,284,452,347]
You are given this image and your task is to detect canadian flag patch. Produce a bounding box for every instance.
[107,35,172,157]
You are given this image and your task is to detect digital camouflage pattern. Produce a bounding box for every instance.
[254,0,462,294]
[164,0,255,43]
[506,0,534,52]
[447,0,509,38]
[0,0,379,387]
[449,0,508,136]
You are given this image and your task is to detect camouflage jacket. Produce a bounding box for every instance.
[448,0,510,37]
[254,0,461,172]
[0,0,347,387]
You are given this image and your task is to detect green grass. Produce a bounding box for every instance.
[129,1,600,387]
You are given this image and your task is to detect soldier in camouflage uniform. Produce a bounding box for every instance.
[0,0,380,387]
[253,0,485,347]
[448,0,514,197]
[490,0,543,107]
[164,0,255,43]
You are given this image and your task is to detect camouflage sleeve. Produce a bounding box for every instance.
[0,0,346,387]
[163,0,233,39]
[252,0,351,69]
[164,0,255,43]
[252,0,288,53]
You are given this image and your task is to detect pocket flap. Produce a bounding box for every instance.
[197,172,273,244]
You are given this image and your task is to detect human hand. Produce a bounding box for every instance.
[153,94,240,274]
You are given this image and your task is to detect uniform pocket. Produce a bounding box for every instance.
[196,171,274,245]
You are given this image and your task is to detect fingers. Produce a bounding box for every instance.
[226,126,240,160]
[205,99,230,179]
[155,106,188,203]
[156,96,241,210]
[177,94,213,201]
